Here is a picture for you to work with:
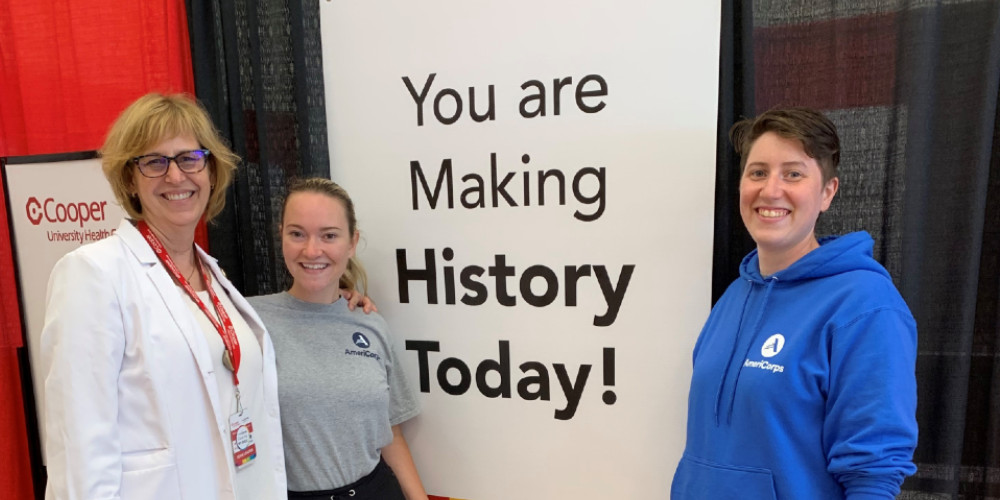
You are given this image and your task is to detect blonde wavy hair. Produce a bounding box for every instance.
[100,93,238,222]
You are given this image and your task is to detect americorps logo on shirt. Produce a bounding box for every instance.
[761,333,785,357]
[353,332,371,349]
[345,332,381,361]
[743,333,786,374]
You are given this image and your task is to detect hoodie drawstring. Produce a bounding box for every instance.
[714,276,779,425]
[713,281,754,426]
[727,277,778,424]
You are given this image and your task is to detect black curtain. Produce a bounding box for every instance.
[713,0,757,301]
[185,0,330,296]
[716,1,1000,497]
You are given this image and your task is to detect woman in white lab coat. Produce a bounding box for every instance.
[40,93,286,499]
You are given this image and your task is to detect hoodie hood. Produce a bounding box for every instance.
[739,231,890,284]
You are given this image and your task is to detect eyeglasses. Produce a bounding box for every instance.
[132,149,211,178]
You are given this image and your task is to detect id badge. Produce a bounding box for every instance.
[230,411,257,469]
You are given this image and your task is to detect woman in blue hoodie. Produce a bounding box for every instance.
[671,108,918,499]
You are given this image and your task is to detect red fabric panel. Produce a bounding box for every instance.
[0,173,29,500]
[754,13,898,111]
[196,218,209,251]
[0,0,195,157]
[0,174,22,349]
[0,349,32,500]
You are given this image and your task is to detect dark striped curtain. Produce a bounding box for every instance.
[186,0,330,296]
[716,1,1000,497]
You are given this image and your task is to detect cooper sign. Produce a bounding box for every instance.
[26,197,109,227]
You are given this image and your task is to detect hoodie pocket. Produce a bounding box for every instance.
[671,455,777,500]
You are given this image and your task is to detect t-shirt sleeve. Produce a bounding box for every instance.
[382,321,421,426]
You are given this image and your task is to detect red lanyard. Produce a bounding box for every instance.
[137,221,241,386]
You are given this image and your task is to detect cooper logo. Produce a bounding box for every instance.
[25,197,43,225]
[761,333,785,358]
[25,197,108,228]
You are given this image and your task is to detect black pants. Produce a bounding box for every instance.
[287,459,405,500]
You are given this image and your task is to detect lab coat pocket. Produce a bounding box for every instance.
[120,448,181,499]
[671,454,777,500]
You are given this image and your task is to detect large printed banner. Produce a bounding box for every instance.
[3,156,126,461]
[320,3,720,498]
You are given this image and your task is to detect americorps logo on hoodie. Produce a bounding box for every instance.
[761,333,785,357]
[743,333,786,373]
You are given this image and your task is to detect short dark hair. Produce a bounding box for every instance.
[730,107,840,183]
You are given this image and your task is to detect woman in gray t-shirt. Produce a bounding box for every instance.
[249,177,427,500]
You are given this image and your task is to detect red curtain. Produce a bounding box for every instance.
[0,172,32,499]
[0,0,195,156]
[0,1,196,497]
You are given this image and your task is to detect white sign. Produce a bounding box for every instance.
[4,156,126,462]
[320,2,720,498]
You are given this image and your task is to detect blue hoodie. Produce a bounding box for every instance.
[671,232,918,499]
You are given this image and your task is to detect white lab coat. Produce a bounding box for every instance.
[40,219,286,499]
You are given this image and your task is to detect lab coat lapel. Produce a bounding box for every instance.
[116,220,224,418]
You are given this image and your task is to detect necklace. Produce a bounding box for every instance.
[185,260,199,284]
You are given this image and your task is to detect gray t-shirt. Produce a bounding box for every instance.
[248,292,419,491]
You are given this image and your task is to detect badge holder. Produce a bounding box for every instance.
[229,386,257,469]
